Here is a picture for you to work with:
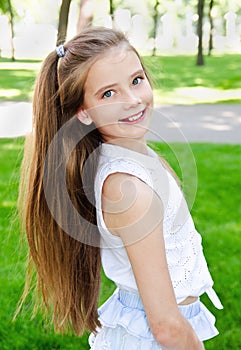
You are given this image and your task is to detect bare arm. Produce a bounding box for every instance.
[102,173,204,350]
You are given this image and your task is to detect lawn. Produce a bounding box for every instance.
[0,54,241,104]
[0,138,240,349]
[0,59,40,101]
[142,54,241,104]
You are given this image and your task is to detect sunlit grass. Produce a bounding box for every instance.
[0,89,20,98]
[0,61,41,70]
[153,87,241,105]
[143,53,241,105]
[0,59,40,101]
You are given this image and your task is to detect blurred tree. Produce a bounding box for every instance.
[109,0,126,26]
[77,0,95,33]
[109,0,114,16]
[7,0,15,60]
[152,0,160,56]
[0,0,15,60]
[196,0,205,65]
[208,0,214,55]
[56,0,72,45]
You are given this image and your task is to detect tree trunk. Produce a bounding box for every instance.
[77,0,94,33]
[56,0,72,45]
[109,0,114,16]
[7,0,15,61]
[152,0,160,57]
[196,0,205,66]
[208,0,214,56]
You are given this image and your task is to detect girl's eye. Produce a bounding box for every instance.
[132,76,143,86]
[103,90,114,98]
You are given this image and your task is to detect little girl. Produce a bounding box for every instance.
[19,27,223,349]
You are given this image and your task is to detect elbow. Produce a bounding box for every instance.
[150,317,183,348]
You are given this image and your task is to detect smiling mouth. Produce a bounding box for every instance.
[119,109,146,123]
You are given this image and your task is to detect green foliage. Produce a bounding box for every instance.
[0,0,9,13]
[0,0,18,20]
[0,139,240,349]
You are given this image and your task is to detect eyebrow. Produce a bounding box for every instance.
[94,83,117,97]
[130,69,145,79]
[94,69,145,97]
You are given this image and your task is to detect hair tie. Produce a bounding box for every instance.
[56,45,65,58]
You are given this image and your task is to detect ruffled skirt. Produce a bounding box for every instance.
[89,288,219,349]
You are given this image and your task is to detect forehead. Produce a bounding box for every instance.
[97,47,139,64]
[85,48,142,82]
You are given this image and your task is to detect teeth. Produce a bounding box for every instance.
[127,112,143,122]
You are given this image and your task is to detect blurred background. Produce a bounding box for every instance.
[0,0,241,60]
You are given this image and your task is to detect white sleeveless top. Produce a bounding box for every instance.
[94,143,223,309]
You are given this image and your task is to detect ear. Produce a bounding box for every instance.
[76,108,93,125]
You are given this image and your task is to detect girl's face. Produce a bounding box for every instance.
[79,47,153,144]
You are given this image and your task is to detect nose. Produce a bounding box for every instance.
[123,90,142,109]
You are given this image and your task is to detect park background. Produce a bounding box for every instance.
[0,0,241,349]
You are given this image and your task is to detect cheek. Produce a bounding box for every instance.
[87,104,117,126]
[142,82,153,104]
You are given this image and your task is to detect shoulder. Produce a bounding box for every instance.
[102,173,163,243]
[102,172,154,212]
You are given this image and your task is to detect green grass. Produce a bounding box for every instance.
[0,54,241,104]
[143,54,241,104]
[0,138,91,349]
[0,59,41,101]
[149,142,241,349]
[0,138,240,349]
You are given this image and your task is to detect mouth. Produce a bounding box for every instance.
[119,109,146,124]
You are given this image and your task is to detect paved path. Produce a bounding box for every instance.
[148,104,241,144]
[0,101,32,138]
[0,101,240,144]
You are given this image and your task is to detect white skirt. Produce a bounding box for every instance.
[89,288,219,349]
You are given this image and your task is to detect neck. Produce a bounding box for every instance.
[105,137,148,155]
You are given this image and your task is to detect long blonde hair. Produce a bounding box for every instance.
[17,27,150,335]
